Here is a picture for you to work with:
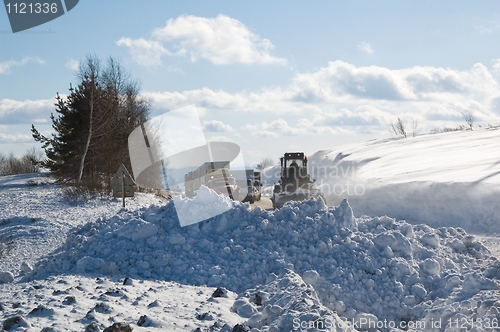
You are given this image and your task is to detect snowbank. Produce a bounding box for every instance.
[25,196,500,329]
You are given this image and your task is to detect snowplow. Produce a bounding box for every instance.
[270,152,323,209]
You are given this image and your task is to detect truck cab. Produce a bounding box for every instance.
[206,168,240,200]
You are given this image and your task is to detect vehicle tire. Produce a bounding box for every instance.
[273,184,281,193]
[242,194,250,203]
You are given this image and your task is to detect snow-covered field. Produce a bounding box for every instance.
[1,128,500,331]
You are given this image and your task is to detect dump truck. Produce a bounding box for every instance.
[184,161,240,200]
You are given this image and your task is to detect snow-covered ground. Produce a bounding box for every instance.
[1,128,500,331]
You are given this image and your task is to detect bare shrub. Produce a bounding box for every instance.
[26,179,39,186]
[443,125,465,132]
[62,179,109,202]
[135,186,171,200]
[7,153,22,174]
[62,186,91,202]
[0,154,7,175]
[389,117,407,138]
[62,186,104,202]
[431,125,467,134]
[460,109,475,130]
[0,148,44,176]
[21,147,44,173]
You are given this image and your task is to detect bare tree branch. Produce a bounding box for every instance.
[460,109,475,130]
[411,118,421,138]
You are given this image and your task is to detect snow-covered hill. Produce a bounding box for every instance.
[308,128,500,233]
[1,129,500,331]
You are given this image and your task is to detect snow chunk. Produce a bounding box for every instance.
[116,219,158,241]
[334,198,356,229]
[168,233,186,245]
[2,316,30,330]
[173,185,235,227]
[20,262,33,273]
[355,312,378,330]
[421,233,440,248]
[421,258,441,275]
[237,302,257,318]
[137,314,162,328]
[411,284,427,300]
[373,231,411,254]
[302,270,320,285]
[0,271,14,284]
[76,257,106,273]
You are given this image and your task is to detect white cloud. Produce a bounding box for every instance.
[314,106,393,127]
[249,129,278,138]
[203,120,234,132]
[0,98,55,124]
[166,66,184,74]
[358,41,375,54]
[475,25,492,34]
[116,38,171,68]
[118,14,286,67]
[143,60,500,133]
[5,61,500,144]
[245,119,306,137]
[244,117,351,137]
[0,57,45,75]
[207,135,233,143]
[288,60,499,102]
[65,58,79,71]
[492,59,500,76]
[0,132,33,143]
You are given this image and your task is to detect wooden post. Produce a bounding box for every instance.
[122,173,125,207]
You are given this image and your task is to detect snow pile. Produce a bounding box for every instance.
[172,185,234,227]
[25,196,500,329]
[232,269,353,331]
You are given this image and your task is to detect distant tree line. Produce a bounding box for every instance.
[389,109,476,139]
[0,148,44,176]
[31,55,150,190]
[256,157,275,170]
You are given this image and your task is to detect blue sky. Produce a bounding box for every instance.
[2,1,500,165]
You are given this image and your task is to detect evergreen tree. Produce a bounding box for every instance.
[32,55,149,187]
